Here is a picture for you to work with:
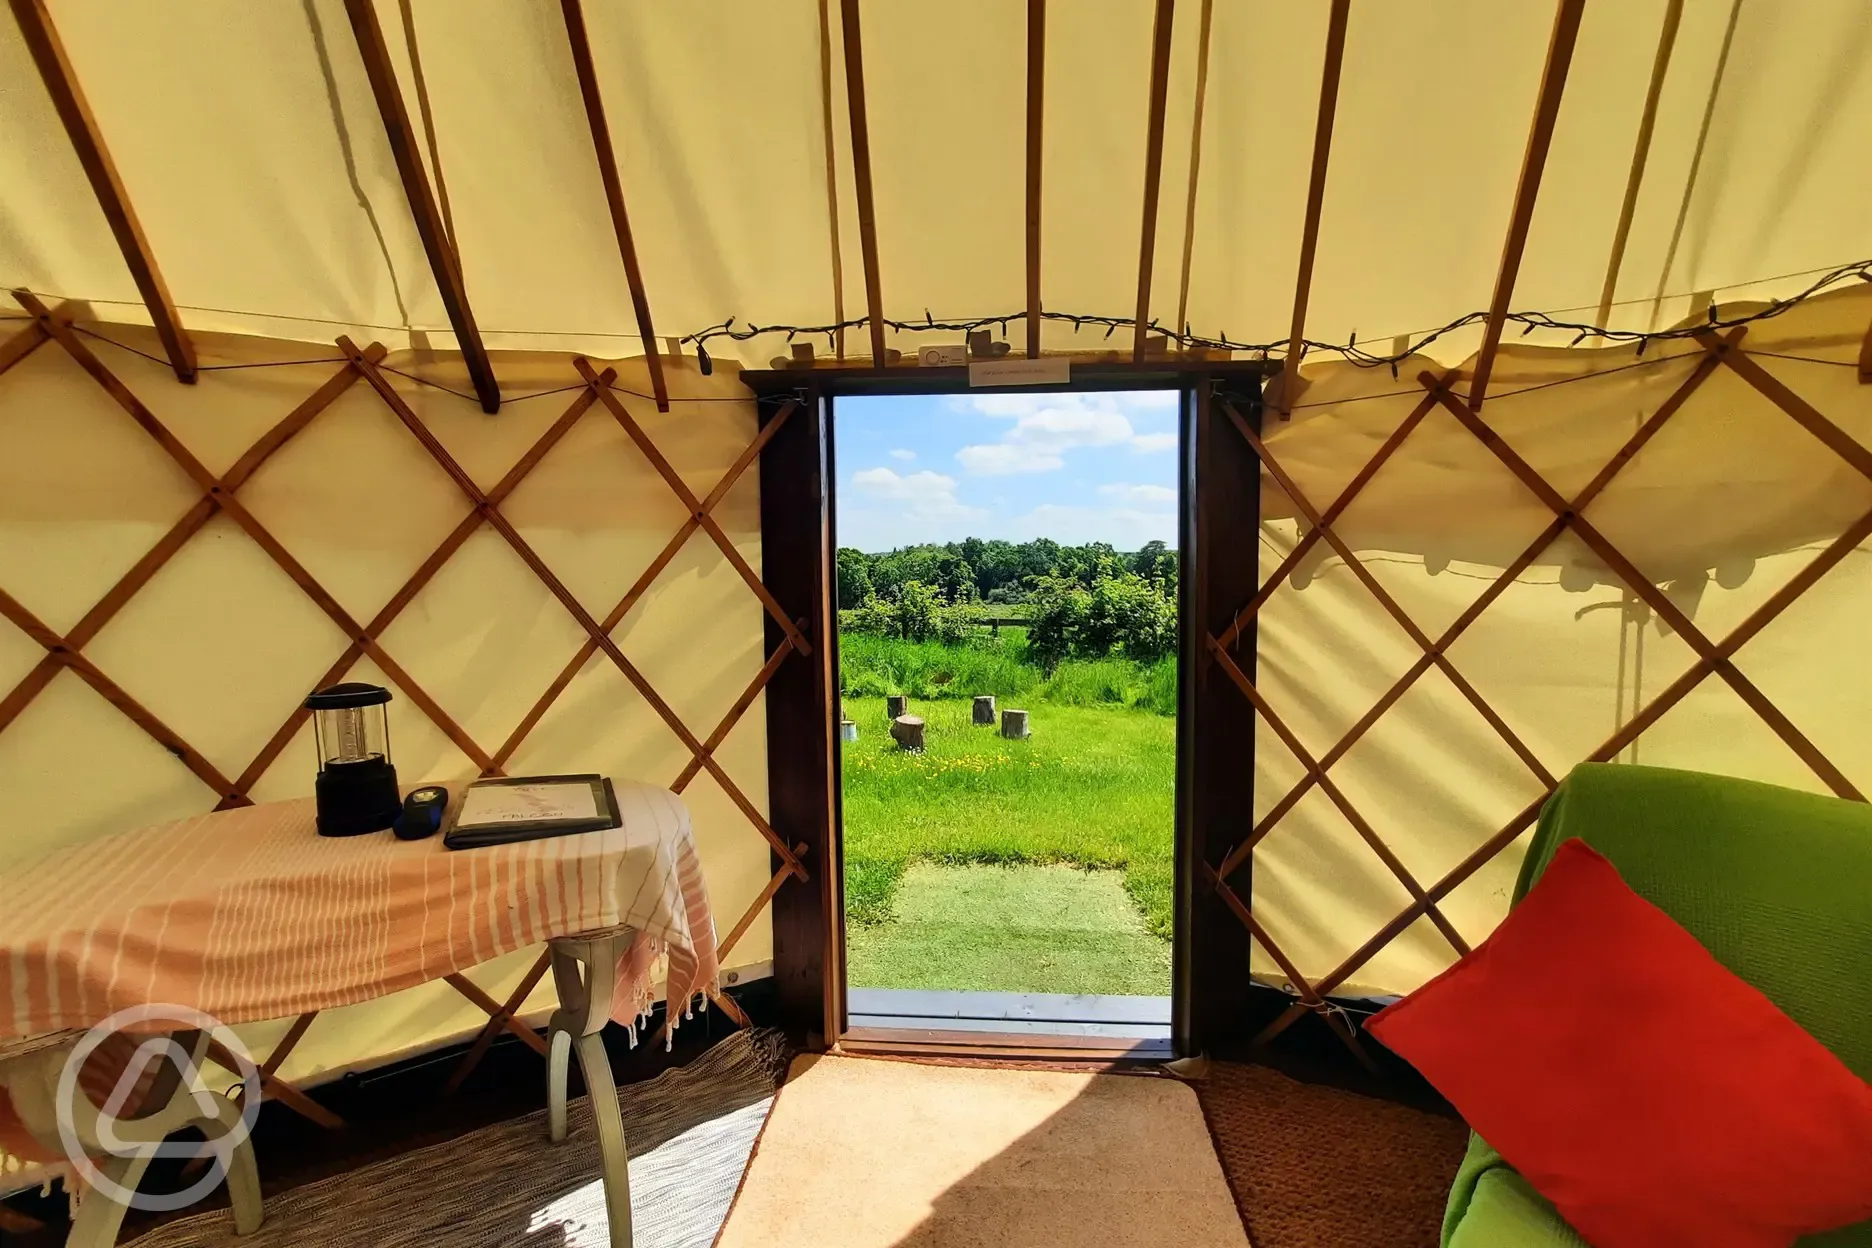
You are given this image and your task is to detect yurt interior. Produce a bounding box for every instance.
[3,0,1871,1246]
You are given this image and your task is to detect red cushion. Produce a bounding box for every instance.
[1368,838,1872,1248]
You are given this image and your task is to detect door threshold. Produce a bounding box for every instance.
[837,1025,1175,1063]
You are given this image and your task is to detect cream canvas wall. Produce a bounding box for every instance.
[1246,284,1872,996]
[0,316,777,1088]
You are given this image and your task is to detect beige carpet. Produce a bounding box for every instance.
[717,1055,1249,1247]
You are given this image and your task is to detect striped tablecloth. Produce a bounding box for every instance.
[0,782,717,1165]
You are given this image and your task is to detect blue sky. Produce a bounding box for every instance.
[835,391,1181,554]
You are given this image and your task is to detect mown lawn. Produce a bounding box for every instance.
[839,695,1177,944]
[845,862,1172,995]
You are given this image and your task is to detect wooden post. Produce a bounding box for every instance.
[760,390,839,1049]
[1595,0,1682,328]
[1173,0,1215,348]
[559,0,670,411]
[1276,0,1351,416]
[1131,0,1177,364]
[839,0,888,365]
[886,694,907,720]
[1183,378,1260,1058]
[1469,0,1586,410]
[972,694,997,726]
[342,0,499,413]
[1000,708,1030,740]
[890,715,926,751]
[9,0,196,383]
[1025,0,1046,358]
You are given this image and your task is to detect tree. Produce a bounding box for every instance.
[1085,570,1176,661]
[931,552,976,603]
[837,537,1177,614]
[1025,568,1175,666]
[892,580,942,641]
[1026,576,1090,670]
[975,540,1023,598]
[846,591,895,635]
[1018,538,1062,587]
[1131,540,1172,580]
[835,547,873,610]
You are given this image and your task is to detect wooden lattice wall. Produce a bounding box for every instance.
[0,292,811,1096]
[1199,317,1872,1066]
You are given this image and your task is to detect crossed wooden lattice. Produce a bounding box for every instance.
[0,290,810,1118]
[1206,328,1872,1066]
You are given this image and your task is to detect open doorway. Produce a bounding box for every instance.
[831,390,1180,1050]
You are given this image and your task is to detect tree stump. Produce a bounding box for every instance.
[840,719,859,743]
[972,695,996,726]
[1000,708,1030,740]
[890,715,926,752]
[886,695,908,720]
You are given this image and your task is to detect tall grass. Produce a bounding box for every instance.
[839,632,1176,716]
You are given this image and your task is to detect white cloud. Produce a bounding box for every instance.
[842,466,986,550]
[888,448,916,462]
[1099,483,1177,506]
[954,394,1144,476]
[1131,432,1177,453]
[956,442,1065,475]
[848,466,982,521]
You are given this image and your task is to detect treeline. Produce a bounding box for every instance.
[837,538,1179,665]
[836,538,1177,609]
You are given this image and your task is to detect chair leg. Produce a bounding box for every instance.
[201,1093,264,1236]
[574,1030,633,1248]
[64,1152,149,1248]
[547,1026,572,1145]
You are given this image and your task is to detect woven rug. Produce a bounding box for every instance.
[125,1028,791,1248]
[717,1053,1248,1247]
[1195,1060,1470,1248]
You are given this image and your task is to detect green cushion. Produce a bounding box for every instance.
[1444,1137,1587,1248]
[1442,764,1872,1248]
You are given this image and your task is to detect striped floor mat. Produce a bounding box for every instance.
[127,1028,791,1248]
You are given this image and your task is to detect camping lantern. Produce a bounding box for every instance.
[305,682,400,837]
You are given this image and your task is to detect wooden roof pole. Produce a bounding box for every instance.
[1172,0,1215,350]
[559,0,669,411]
[341,0,500,413]
[1595,0,1682,328]
[839,0,888,365]
[9,0,195,383]
[1646,0,1741,333]
[1277,0,1350,414]
[1025,0,1046,358]
[1468,0,1586,411]
[1131,0,1177,364]
[816,0,847,360]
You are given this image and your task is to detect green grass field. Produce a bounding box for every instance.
[839,654,1177,994]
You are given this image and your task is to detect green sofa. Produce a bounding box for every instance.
[1441,763,1872,1248]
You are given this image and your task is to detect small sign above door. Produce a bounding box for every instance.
[968,358,1070,387]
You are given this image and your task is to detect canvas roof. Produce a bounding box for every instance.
[4,0,1869,376]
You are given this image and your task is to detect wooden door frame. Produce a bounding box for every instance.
[748,359,1274,1056]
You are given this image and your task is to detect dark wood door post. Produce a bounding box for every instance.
[1177,377,1262,1054]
